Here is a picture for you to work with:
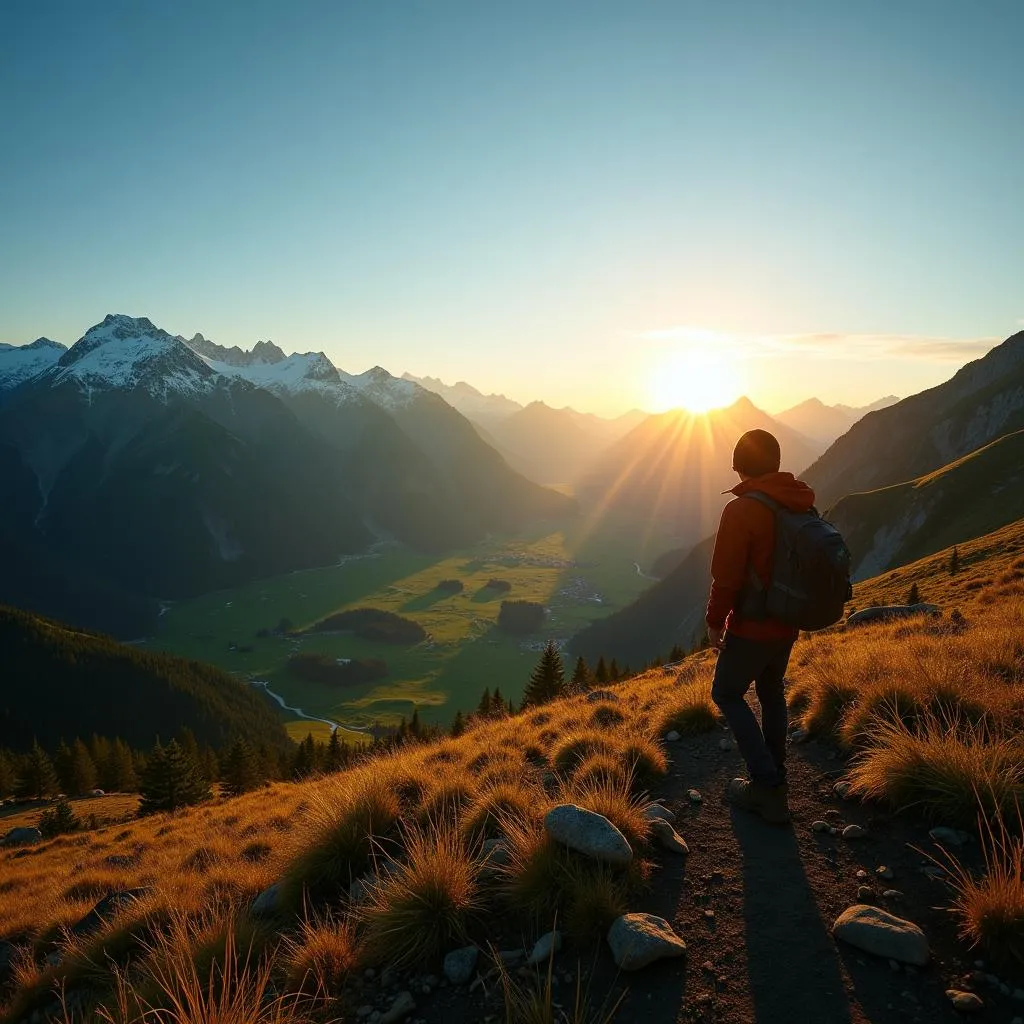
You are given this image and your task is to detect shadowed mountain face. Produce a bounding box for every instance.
[774,395,899,451]
[575,398,819,548]
[805,331,1024,510]
[827,428,1024,580]
[0,315,572,636]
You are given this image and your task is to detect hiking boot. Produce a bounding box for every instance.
[725,778,791,825]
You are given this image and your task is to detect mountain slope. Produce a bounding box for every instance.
[575,398,818,545]
[805,331,1024,509]
[0,605,290,753]
[401,372,523,426]
[0,338,67,395]
[773,395,900,450]
[827,428,1024,580]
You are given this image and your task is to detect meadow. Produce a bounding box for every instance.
[150,515,675,737]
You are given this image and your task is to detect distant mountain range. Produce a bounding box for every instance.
[575,397,820,546]
[402,373,524,427]
[571,330,1024,665]
[0,315,571,636]
[774,395,900,451]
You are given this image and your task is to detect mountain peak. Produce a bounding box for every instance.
[26,337,66,352]
[251,340,286,364]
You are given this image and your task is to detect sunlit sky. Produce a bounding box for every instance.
[2,1,1021,416]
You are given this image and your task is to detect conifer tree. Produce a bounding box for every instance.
[292,733,319,779]
[139,739,210,814]
[107,739,138,792]
[16,741,59,800]
[409,707,422,739]
[451,710,466,737]
[594,656,609,685]
[906,582,921,605]
[39,796,79,838]
[54,740,74,794]
[221,739,260,796]
[521,640,566,708]
[507,697,515,715]
[69,739,98,796]
[477,688,492,718]
[491,688,505,717]
[669,644,685,662]
[88,735,112,788]
[570,656,590,693]
[325,729,343,772]
[949,546,960,575]
[0,749,15,798]
[608,658,620,682]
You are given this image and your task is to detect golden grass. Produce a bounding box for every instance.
[281,913,357,995]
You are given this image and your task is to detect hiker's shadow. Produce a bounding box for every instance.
[733,809,853,1024]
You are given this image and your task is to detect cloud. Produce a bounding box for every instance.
[636,326,1000,364]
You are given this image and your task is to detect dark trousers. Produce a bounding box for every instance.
[711,632,794,786]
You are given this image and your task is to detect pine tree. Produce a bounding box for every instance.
[67,739,97,796]
[54,740,74,794]
[107,739,138,792]
[88,735,113,789]
[293,733,319,779]
[521,641,566,708]
[669,644,685,662]
[507,698,515,715]
[950,546,960,575]
[16,741,59,800]
[39,796,79,838]
[221,739,260,796]
[139,739,210,814]
[491,688,505,717]
[608,658,621,682]
[325,729,344,772]
[477,688,492,718]
[906,582,921,605]
[0,749,15,799]
[570,656,590,693]
[594,656,609,685]
[409,708,422,739]
[451,710,466,737]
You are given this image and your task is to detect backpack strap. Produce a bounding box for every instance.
[735,490,780,612]
[742,490,783,514]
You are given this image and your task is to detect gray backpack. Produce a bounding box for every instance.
[737,491,852,631]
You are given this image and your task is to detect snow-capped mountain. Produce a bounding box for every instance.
[402,372,524,425]
[0,314,572,637]
[0,337,66,393]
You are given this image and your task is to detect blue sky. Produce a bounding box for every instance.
[2,0,1021,414]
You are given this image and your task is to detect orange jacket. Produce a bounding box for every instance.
[706,472,817,641]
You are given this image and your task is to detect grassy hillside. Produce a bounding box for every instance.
[827,429,1024,580]
[0,536,1021,1022]
[0,605,291,754]
[152,520,675,734]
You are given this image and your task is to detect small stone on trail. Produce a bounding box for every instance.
[857,886,875,901]
[249,883,282,918]
[544,804,633,867]
[812,820,832,833]
[687,789,703,804]
[718,738,732,751]
[834,781,853,799]
[876,866,894,880]
[443,946,478,985]
[832,905,930,966]
[643,803,677,823]
[790,727,809,743]
[946,990,984,1012]
[650,818,689,855]
[882,890,903,900]
[380,991,416,1023]
[856,869,869,880]
[607,913,687,970]
[527,931,562,965]
[702,961,714,972]
[930,827,970,847]
[665,731,681,742]
[842,824,867,840]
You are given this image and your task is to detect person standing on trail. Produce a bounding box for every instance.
[705,429,817,825]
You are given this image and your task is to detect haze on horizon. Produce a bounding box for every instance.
[1,1,1021,417]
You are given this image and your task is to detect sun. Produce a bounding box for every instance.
[649,351,742,413]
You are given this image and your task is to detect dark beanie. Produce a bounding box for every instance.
[733,429,781,476]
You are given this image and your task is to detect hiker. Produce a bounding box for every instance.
[706,428,848,824]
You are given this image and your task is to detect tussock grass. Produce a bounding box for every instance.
[357,821,481,968]
[616,734,667,784]
[550,732,617,773]
[462,780,543,843]
[282,913,356,994]
[567,775,651,852]
[660,674,719,736]
[571,753,627,790]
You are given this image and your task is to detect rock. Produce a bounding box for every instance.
[946,990,983,1012]
[846,604,940,627]
[687,789,703,804]
[812,820,832,833]
[650,818,689,855]
[586,690,618,703]
[855,870,869,880]
[643,803,676,823]
[499,949,525,966]
[857,886,875,901]
[834,781,853,799]
[882,890,903,900]
[443,945,478,985]
[249,883,282,918]
[664,731,681,742]
[607,913,687,970]
[790,727,809,743]
[833,905,930,966]
[350,877,372,901]
[380,991,416,1023]
[544,805,633,867]
[72,888,153,936]
[527,931,563,965]
[718,738,732,751]
[842,825,867,840]
[46,950,63,967]
[481,838,510,868]
[1,826,42,847]
[930,827,970,847]
[876,866,894,880]
[357,1007,373,1019]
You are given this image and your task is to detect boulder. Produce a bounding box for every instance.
[833,905,930,966]
[380,990,416,1023]
[250,883,283,918]
[586,690,619,703]
[607,913,687,970]
[1,826,42,847]
[443,945,478,985]
[930,827,971,847]
[846,604,940,627]
[71,888,152,937]
[664,731,681,742]
[946,990,984,1012]
[544,805,633,867]
[842,824,867,840]
[643,803,676,823]
[650,819,689,855]
[527,930,563,965]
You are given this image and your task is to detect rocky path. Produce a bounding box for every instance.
[354,728,1023,1024]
